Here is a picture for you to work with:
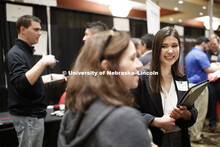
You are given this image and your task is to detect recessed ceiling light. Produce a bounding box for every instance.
[200,12,204,16]
[202,6,207,9]
[178,19,183,23]
[170,18,174,21]
[178,0,184,4]
[174,7,179,11]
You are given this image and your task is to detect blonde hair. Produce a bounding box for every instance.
[209,34,220,43]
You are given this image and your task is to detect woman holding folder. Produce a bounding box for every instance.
[132,26,198,147]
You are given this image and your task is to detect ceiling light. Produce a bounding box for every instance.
[178,19,182,23]
[174,7,179,11]
[199,12,203,16]
[202,6,207,9]
[204,21,219,30]
[178,0,184,4]
[170,18,174,21]
[196,16,220,30]
[87,0,132,17]
[109,2,132,17]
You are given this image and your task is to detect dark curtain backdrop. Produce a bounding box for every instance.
[0,2,7,112]
[215,30,220,37]
[0,1,48,111]
[50,7,114,74]
[160,22,174,28]
[184,26,205,55]
[130,18,147,38]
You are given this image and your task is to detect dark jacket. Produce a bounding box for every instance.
[132,74,198,147]
[58,99,151,147]
[5,39,47,118]
[206,49,220,63]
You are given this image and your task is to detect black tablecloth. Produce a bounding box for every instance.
[0,109,62,126]
[0,108,63,147]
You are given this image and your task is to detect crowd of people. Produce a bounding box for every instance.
[5,15,220,147]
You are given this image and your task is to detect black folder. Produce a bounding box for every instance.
[177,80,210,106]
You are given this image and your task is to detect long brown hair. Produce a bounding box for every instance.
[149,26,181,93]
[66,31,134,113]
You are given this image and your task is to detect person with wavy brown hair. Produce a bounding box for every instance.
[58,30,153,147]
[132,26,198,147]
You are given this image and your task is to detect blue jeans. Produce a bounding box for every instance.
[11,115,44,147]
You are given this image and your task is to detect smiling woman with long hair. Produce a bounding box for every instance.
[132,26,198,147]
[58,30,152,147]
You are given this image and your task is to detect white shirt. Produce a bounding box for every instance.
[160,78,177,115]
[160,78,181,133]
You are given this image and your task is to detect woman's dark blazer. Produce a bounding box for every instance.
[131,74,198,147]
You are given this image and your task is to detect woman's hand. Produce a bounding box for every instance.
[170,106,191,120]
[151,114,175,131]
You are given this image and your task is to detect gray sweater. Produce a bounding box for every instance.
[58,99,151,147]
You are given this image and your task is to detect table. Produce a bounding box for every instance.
[0,109,63,147]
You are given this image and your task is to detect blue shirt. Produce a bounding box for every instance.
[185,47,210,83]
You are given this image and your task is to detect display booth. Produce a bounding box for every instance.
[0,1,220,147]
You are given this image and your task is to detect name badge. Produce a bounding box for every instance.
[211,55,218,62]
[175,81,188,91]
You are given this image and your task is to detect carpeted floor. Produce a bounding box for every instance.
[191,119,220,147]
